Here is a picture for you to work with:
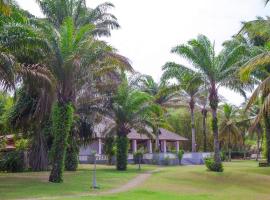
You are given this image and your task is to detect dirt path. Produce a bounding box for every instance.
[18,168,161,200]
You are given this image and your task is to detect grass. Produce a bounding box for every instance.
[1,161,270,200]
[0,164,156,200]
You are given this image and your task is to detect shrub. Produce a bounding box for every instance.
[205,158,223,172]
[0,151,25,172]
[133,149,144,164]
[177,150,184,165]
[220,151,226,161]
[163,156,170,166]
[15,139,29,150]
[104,136,115,165]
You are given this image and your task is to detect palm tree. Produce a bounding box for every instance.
[162,66,203,152]
[36,0,119,36]
[107,74,153,170]
[131,74,178,107]
[0,0,11,16]
[197,88,209,152]
[219,104,242,161]
[167,35,249,167]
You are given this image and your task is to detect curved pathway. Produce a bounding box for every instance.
[19,168,161,200]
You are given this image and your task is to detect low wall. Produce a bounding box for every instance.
[79,152,213,165]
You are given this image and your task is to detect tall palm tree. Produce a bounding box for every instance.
[197,88,209,152]
[107,74,154,170]
[167,35,249,167]
[162,66,203,152]
[36,0,119,36]
[219,104,242,162]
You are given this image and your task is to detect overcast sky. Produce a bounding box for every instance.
[16,0,270,105]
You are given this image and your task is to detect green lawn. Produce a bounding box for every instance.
[1,161,270,200]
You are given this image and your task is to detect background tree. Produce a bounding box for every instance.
[168,34,250,168]
[219,104,242,161]
[108,74,153,170]
[162,65,203,152]
[36,0,119,36]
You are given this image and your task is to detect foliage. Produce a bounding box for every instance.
[65,133,79,171]
[205,157,223,172]
[104,136,115,165]
[133,148,144,164]
[49,103,74,183]
[219,104,242,161]
[36,0,120,36]
[15,138,29,150]
[0,150,25,172]
[177,149,184,164]
[116,135,128,171]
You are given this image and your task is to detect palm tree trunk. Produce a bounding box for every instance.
[263,113,270,163]
[190,99,196,152]
[202,108,207,152]
[209,83,221,165]
[228,132,231,162]
[191,109,196,152]
[256,134,260,161]
[116,126,129,171]
[49,102,74,183]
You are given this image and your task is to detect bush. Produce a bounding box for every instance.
[163,156,170,166]
[0,151,25,172]
[133,149,144,164]
[205,158,223,172]
[220,151,226,161]
[104,136,115,165]
[177,150,184,164]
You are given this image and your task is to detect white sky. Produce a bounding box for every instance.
[16,0,270,105]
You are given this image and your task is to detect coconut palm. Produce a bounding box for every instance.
[167,35,250,166]
[131,74,178,107]
[107,74,154,170]
[36,0,119,36]
[219,104,242,161]
[162,66,203,152]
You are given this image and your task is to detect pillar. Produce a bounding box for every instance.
[147,140,152,153]
[132,140,137,153]
[176,141,180,152]
[162,140,167,153]
[98,138,102,155]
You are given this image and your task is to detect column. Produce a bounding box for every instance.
[132,140,137,153]
[98,138,102,155]
[162,140,167,153]
[147,140,152,153]
[176,141,180,152]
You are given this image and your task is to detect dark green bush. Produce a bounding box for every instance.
[116,135,128,170]
[177,150,184,164]
[205,157,223,172]
[133,150,144,164]
[0,151,25,172]
[104,136,115,165]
